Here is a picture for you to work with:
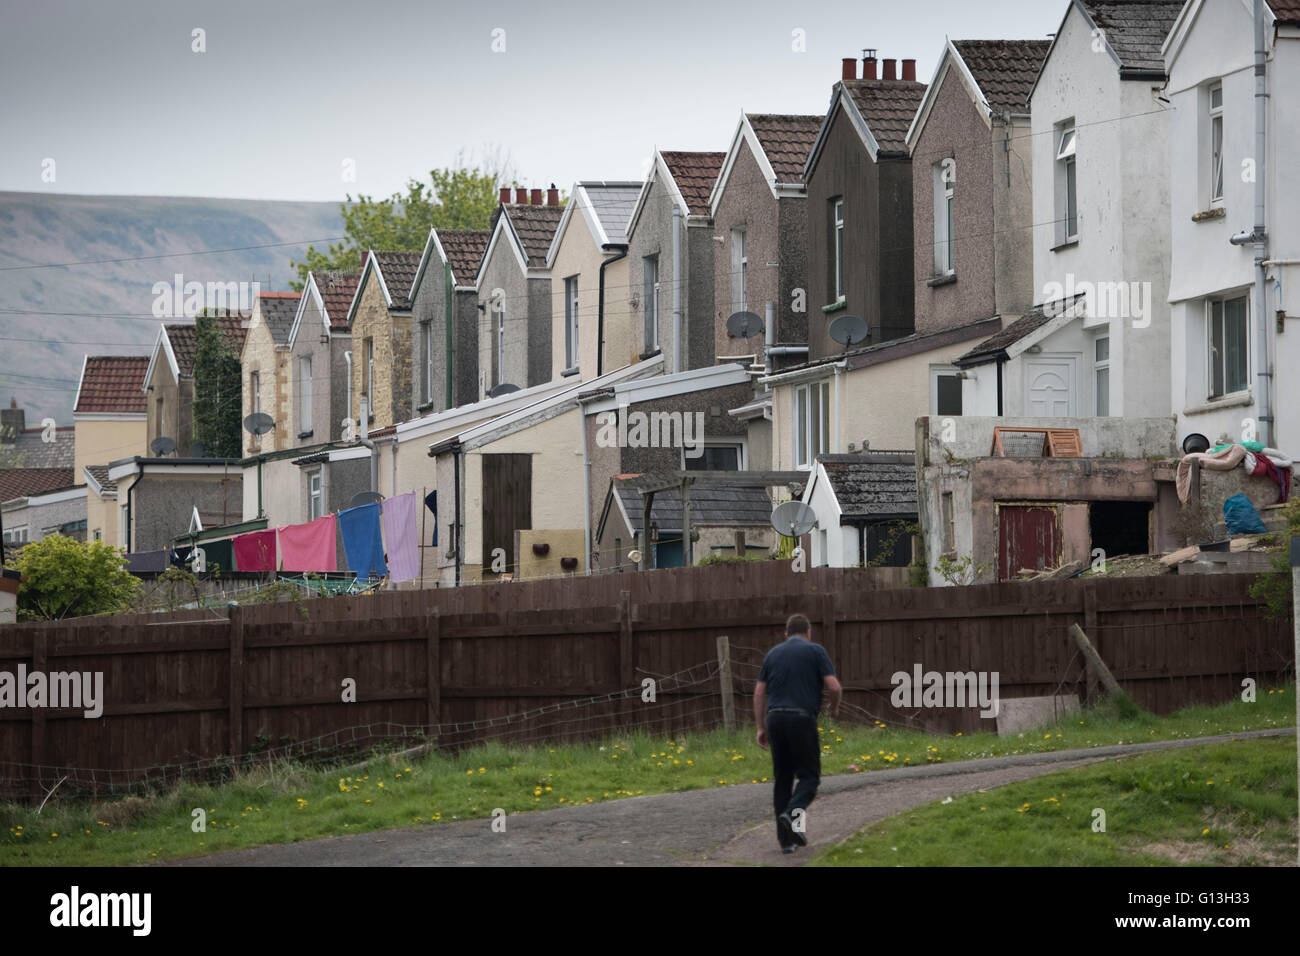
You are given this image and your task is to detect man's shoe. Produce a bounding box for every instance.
[780,811,808,847]
[776,812,794,848]
[780,845,797,854]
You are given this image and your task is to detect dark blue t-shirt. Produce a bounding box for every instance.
[757,637,835,714]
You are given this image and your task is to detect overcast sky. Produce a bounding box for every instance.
[0,0,1064,202]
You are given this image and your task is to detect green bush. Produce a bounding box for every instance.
[4,534,141,621]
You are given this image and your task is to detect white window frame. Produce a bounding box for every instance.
[422,319,433,404]
[2,525,28,546]
[251,371,260,415]
[299,355,313,434]
[731,228,748,313]
[365,338,374,418]
[1208,82,1224,205]
[833,200,845,301]
[793,379,831,469]
[564,276,579,370]
[929,365,962,416]
[308,469,323,521]
[1094,336,1110,416]
[933,165,954,275]
[496,303,506,387]
[1207,292,1249,400]
[682,439,746,471]
[643,255,659,352]
[1056,124,1078,243]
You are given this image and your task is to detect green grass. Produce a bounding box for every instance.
[1,684,1292,866]
[812,735,1298,866]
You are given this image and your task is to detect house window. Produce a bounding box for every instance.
[684,442,743,471]
[731,228,747,313]
[1094,336,1110,416]
[1056,123,1078,242]
[496,303,505,386]
[299,355,312,433]
[308,470,323,521]
[793,380,831,468]
[251,371,260,415]
[643,255,659,352]
[1208,82,1224,204]
[564,276,579,370]
[934,163,955,275]
[365,338,374,419]
[930,366,962,416]
[93,529,102,541]
[1,525,28,547]
[421,320,433,404]
[1208,293,1249,399]
[832,200,845,301]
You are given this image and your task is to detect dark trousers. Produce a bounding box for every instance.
[767,710,820,821]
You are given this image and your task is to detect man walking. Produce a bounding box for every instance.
[754,613,841,853]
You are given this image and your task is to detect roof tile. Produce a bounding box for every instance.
[1080,0,1185,74]
[842,79,929,154]
[951,39,1051,112]
[438,229,491,287]
[75,356,149,414]
[746,114,825,183]
[0,467,75,502]
[659,151,726,215]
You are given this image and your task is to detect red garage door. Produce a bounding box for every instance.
[997,504,1061,581]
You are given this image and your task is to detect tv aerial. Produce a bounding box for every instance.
[725,310,764,339]
[770,500,818,538]
[150,435,176,457]
[828,314,870,350]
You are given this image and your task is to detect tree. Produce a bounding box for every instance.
[192,309,243,459]
[290,149,516,290]
[4,534,141,621]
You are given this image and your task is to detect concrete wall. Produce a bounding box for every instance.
[916,414,1177,465]
[515,528,586,579]
[549,217,631,382]
[131,473,242,552]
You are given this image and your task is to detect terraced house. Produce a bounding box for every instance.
[240,292,299,453]
[286,270,359,446]
[409,227,490,414]
[348,250,421,431]
[147,308,250,456]
[72,354,148,547]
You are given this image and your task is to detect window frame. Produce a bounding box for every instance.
[1207,292,1249,400]
[496,301,506,387]
[933,164,955,276]
[793,379,831,468]
[1094,336,1110,416]
[643,254,659,352]
[564,276,579,371]
[299,354,313,433]
[421,319,433,404]
[833,199,845,301]
[929,365,962,416]
[1056,124,1078,242]
[251,371,260,415]
[1208,82,1224,205]
[732,228,748,314]
[308,469,323,521]
[365,338,375,419]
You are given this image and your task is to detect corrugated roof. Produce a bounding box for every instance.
[746,114,824,183]
[579,181,643,245]
[439,229,491,286]
[75,356,149,414]
[1080,0,1185,74]
[506,203,566,267]
[0,467,74,502]
[659,151,726,215]
[371,251,422,310]
[952,40,1051,112]
[842,79,929,154]
[819,454,917,518]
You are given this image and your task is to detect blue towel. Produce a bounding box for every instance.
[1223,493,1267,535]
[338,501,388,579]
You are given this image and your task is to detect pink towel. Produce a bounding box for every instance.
[233,529,277,571]
[278,515,338,572]
[380,492,420,583]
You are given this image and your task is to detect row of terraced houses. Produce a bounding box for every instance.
[5,0,1298,591]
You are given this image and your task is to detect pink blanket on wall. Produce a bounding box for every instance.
[278,515,338,572]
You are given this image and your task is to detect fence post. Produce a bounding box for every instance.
[717,634,735,732]
[30,630,46,803]
[1082,582,1098,706]
[228,606,244,758]
[426,608,441,735]
[618,590,634,689]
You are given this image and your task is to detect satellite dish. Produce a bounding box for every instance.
[488,382,520,398]
[188,439,207,459]
[627,549,642,565]
[725,310,764,338]
[150,436,176,457]
[771,500,818,537]
[349,490,383,508]
[243,412,275,436]
[829,314,870,348]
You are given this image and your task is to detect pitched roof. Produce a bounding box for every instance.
[1270,0,1300,25]
[954,294,1087,366]
[84,464,117,495]
[2,427,74,470]
[578,181,643,245]
[370,251,422,310]
[952,40,1051,112]
[745,115,824,182]
[1080,0,1185,74]
[612,480,773,533]
[0,467,74,503]
[439,229,491,287]
[842,79,929,155]
[316,271,360,331]
[818,453,917,519]
[165,311,248,376]
[256,291,301,345]
[504,203,566,267]
[74,356,149,414]
[659,152,726,215]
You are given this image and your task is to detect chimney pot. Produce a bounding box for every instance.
[515,187,527,204]
[841,57,857,81]
[499,187,511,204]
[882,58,896,80]
[902,58,916,81]
[547,186,560,206]
[863,54,877,80]
[530,188,543,205]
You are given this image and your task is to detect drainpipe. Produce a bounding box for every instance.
[996,360,1004,416]
[765,302,774,375]
[597,247,628,377]
[1253,0,1272,447]
[451,441,462,587]
[578,401,592,575]
[672,204,682,373]
[391,432,398,498]
[344,351,353,432]
[359,396,377,494]
[124,466,141,553]
[445,261,454,410]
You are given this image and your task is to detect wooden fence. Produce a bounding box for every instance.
[0,564,1291,799]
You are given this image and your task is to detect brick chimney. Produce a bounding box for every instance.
[862,50,877,80]
[530,188,543,205]
[547,184,560,206]
[515,187,527,204]
[882,58,896,80]
[499,187,511,204]
[841,57,857,80]
[902,58,916,81]
[1,398,23,437]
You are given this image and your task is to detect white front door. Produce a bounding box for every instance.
[1024,357,1077,416]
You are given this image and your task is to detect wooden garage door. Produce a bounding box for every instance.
[997,504,1061,581]
[481,453,532,576]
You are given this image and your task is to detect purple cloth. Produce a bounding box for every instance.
[380,491,420,583]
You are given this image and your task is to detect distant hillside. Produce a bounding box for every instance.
[0,192,346,425]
